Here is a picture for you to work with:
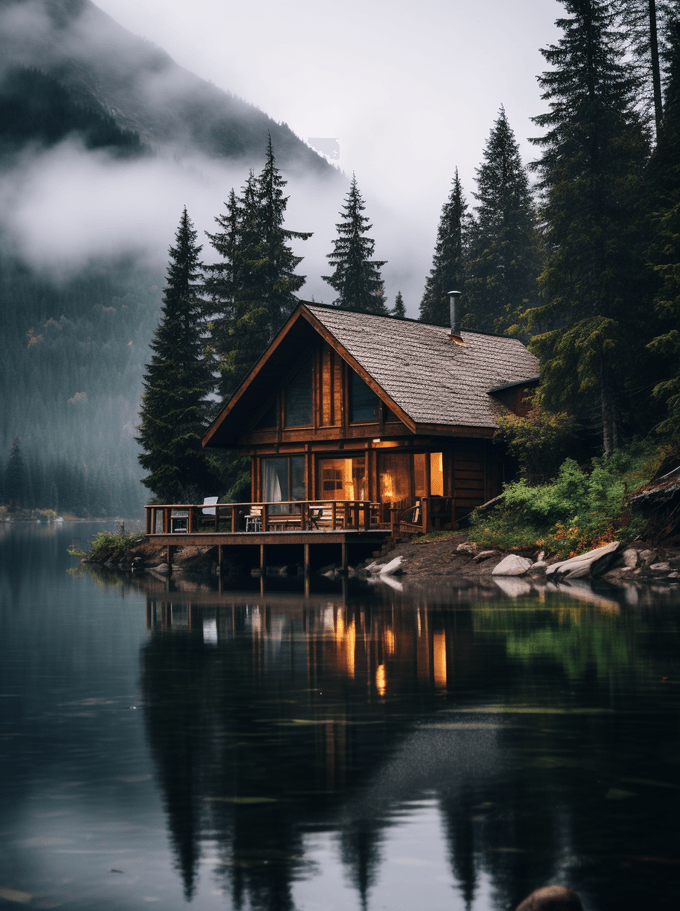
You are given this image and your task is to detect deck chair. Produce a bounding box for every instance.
[197,496,219,530]
[245,504,262,532]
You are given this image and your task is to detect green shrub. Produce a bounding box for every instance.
[69,528,144,560]
[469,440,662,557]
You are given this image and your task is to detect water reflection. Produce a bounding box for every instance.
[138,577,680,911]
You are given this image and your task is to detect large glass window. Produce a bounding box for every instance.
[285,359,313,427]
[318,458,366,501]
[350,371,380,423]
[378,453,427,510]
[261,456,305,512]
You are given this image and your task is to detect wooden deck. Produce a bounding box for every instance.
[145,500,393,574]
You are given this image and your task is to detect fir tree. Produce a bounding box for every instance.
[323,175,388,314]
[4,435,27,510]
[391,291,406,319]
[137,208,214,503]
[466,108,542,334]
[647,17,680,433]
[206,139,311,399]
[419,169,472,326]
[527,0,650,454]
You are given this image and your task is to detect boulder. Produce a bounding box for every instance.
[492,554,533,576]
[474,550,498,563]
[622,548,638,568]
[650,562,671,572]
[639,549,657,565]
[546,541,620,581]
[457,542,477,555]
[379,556,403,576]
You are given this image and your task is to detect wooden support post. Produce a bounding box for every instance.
[341,541,347,572]
[262,504,269,532]
[163,507,170,534]
[303,543,310,576]
[145,508,151,535]
[188,506,195,534]
[166,544,172,569]
[422,497,431,533]
[231,506,237,532]
[390,507,400,536]
[260,544,266,575]
[217,544,223,575]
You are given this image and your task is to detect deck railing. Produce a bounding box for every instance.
[145,500,383,535]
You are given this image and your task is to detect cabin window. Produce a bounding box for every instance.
[350,371,380,423]
[318,457,366,501]
[285,359,313,427]
[378,453,427,509]
[430,452,444,496]
[261,456,305,512]
[254,398,278,430]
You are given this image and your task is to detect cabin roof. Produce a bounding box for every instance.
[304,304,539,428]
[203,303,540,447]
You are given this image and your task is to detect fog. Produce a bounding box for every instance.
[0,0,564,313]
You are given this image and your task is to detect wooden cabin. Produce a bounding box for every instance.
[202,302,539,532]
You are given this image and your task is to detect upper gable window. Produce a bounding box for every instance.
[285,358,313,427]
[350,371,380,423]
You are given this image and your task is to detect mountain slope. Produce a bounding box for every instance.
[0,0,334,175]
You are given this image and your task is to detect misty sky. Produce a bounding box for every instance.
[92,0,562,310]
[2,0,564,313]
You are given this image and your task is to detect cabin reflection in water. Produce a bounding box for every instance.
[139,591,680,911]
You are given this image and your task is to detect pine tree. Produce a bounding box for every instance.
[323,175,388,314]
[419,169,472,326]
[4,435,27,510]
[206,139,311,399]
[466,108,542,334]
[391,291,406,319]
[137,209,214,503]
[647,17,680,433]
[527,0,650,454]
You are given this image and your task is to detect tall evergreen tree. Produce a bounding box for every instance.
[419,169,472,326]
[323,175,388,314]
[466,108,543,334]
[4,435,27,510]
[647,17,680,433]
[205,139,311,399]
[137,208,214,503]
[391,291,406,319]
[527,0,650,454]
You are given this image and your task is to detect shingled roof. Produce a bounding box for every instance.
[305,304,539,429]
[203,303,539,447]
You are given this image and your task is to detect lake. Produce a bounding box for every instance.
[1,521,679,911]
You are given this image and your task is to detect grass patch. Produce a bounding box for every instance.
[468,438,663,558]
[69,527,145,561]
[412,530,463,544]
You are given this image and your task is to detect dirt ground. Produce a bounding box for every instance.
[89,533,680,586]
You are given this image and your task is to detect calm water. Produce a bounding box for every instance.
[1,523,680,911]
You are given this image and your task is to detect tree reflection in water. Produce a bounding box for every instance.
[140,581,680,911]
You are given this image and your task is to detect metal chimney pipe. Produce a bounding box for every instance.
[448,290,462,336]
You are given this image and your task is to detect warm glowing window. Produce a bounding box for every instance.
[430,452,444,496]
[379,452,427,509]
[318,457,366,500]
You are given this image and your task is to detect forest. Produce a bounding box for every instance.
[2,0,680,518]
